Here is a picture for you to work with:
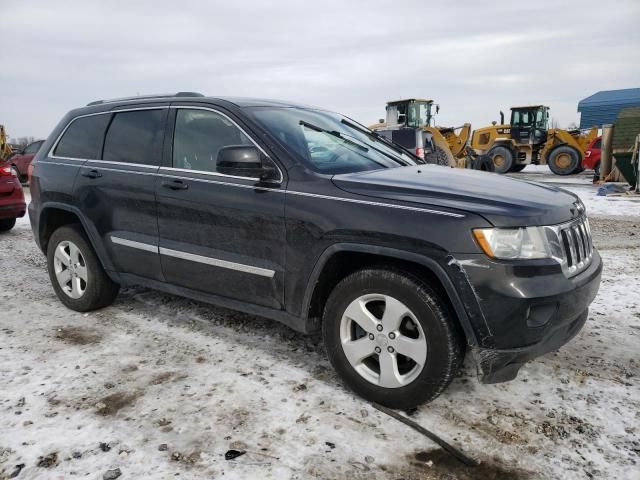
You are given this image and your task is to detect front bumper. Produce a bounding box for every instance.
[447,250,602,383]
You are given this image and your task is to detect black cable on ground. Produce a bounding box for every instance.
[372,403,479,468]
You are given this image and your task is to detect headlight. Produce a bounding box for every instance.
[473,226,556,260]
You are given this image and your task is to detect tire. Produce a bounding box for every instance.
[509,164,527,173]
[472,154,495,172]
[0,218,16,232]
[322,268,465,409]
[46,224,119,311]
[425,146,454,167]
[547,146,580,176]
[487,146,514,174]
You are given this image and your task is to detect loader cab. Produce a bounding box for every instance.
[385,99,437,129]
[509,105,549,146]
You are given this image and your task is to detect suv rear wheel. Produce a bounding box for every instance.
[322,268,464,409]
[47,225,119,311]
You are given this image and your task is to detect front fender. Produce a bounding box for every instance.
[301,242,485,346]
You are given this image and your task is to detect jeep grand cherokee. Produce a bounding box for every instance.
[28,93,602,408]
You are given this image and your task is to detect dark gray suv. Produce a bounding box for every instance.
[29,93,602,408]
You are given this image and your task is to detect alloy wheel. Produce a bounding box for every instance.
[339,294,427,388]
[53,240,88,299]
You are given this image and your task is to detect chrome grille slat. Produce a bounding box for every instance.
[557,216,593,277]
[574,225,584,263]
[565,228,577,268]
[579,223,589,257]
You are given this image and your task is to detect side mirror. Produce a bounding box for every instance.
[217,145,278,181]
[435,105,440,114]
[378,118,384,124]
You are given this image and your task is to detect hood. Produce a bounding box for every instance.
[332,165,583,227]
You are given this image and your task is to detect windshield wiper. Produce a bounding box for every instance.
[299,120,368,152]
[340,119,422,165]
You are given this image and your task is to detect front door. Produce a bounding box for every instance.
[510,109,534,144]
[156,106,286,309]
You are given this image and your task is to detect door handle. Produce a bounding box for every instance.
[82,169,102,179]
[162,179,189,190]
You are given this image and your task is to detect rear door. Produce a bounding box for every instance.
[155,105,286,309]
[74,107,168,281]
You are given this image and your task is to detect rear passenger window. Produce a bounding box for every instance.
[103,109,166,165]
[54,115,110,159]
[172,109,253,173]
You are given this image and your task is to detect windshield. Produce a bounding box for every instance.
[535,108,548,129]
[247,107,418,175]
[512,108,548,129]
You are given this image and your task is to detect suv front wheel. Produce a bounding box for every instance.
[322,268,464,409]
[47,225,120,311]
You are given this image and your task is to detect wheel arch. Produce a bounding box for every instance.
[488,139,516,151]
[302,243,478,345]
[38,203,117,274]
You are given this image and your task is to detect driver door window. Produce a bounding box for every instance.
[172,109,253,174]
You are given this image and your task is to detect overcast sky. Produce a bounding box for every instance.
[1,0,639,139]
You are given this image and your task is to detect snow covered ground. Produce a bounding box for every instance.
[1,170,639,480]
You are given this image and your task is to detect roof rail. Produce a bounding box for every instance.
[87,91,204,106]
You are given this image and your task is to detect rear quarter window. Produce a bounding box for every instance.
[54,114,111,159]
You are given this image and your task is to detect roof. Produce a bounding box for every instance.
[578,88,640,128]
[509,105,547,110]
[86,92,313,109]
[65,95,326,124]
[216,97,319,109]
[386,99,433,104]
[578,88,640,110]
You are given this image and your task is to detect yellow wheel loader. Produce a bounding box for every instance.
[369,99,493,171]
[470,105,597,175]
[0,125,13,161]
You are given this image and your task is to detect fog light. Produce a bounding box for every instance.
[526,303,558,328]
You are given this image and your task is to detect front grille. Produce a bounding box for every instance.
[559,217,593,277]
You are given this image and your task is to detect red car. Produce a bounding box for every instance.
[4,140,44,183]
[582,136,601,173]
[0,165,26,232]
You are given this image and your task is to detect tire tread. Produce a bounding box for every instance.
[322,266,465,408]
[46,224,119,311]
